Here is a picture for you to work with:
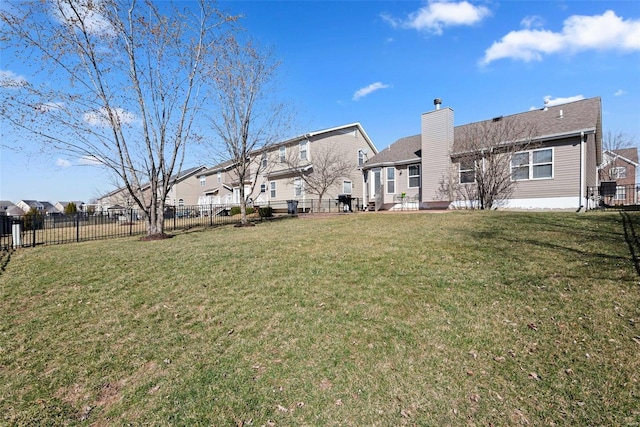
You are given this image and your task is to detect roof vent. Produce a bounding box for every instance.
[559,109,564,119]
[543,100,549,111]
[492,116,503,122]
[434,98,442,110]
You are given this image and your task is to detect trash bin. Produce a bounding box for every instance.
[286,200,299,215]
[337,194,354,212]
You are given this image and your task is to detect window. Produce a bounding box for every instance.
[386,167,395,193]
[343,180,352,194]
[408,164,420,188]
[459,160,476,184]
[178,198,184,207]
[615,185,626,201]
[199,175,206,186]
[261,153,267,169]
[358,149,365,167]
[299,140,308,161]
[511,148,553,180]
[279,146,286,163]
[217,172,222,183]
[270,181,276,198]
[260,183,266,193]
[612,166,627,179]
[294,177,303,197]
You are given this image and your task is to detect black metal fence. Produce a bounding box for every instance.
[0,197,362,250]
[588,184,640,209]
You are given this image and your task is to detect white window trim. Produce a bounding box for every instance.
[279,146,286,163]
[343,179,352,195]
[408,164,421,188]
[459,160,477,184]
[386,167,396,194]
[199,175,206,186]
[358,149,365,167]
[294,177,303,197]
[612,166,627,179]
[299,140,308,161]
[270,181,277,198]
[217,172,222,183]
[261,153,267,169]
[511,147,554,181]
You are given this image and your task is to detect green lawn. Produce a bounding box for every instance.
[1,211,639,426]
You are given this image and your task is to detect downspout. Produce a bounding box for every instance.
[578,131,585,212]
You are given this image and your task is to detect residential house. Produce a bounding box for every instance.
[16,200,45,214]
[96,166,207,213]
[198,123,378,212]
[55,201,86,214]
[0,201,24,217]
[362,97,602,211]
[599,148,639,205]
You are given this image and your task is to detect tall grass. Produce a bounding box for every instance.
[1,211,638,425]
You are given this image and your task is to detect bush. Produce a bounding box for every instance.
[230,206,255,216]
[23,208,44,231]
[64,202,77,215]
[258,206,273,218]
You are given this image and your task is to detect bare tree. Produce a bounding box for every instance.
[207,39,289,226]
[440,116,538,209]
[285,143,353,212]
[0,0,237,237]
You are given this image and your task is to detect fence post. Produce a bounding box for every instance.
[129,209,133,236]
[76,212,80,242]
[32,221,36,247]
[210,204,213,227]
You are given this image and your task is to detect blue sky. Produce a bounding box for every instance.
[1,0,639,204]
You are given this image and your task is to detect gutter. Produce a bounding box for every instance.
[578,131,585,212]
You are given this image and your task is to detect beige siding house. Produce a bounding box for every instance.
[198,123,377,212]
[97,166,207,213]
[363,97,602,210]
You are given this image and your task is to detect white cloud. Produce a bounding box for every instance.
[83,107,138,127]
[353,82,391,101]
[56,158,72,168]
[0,70,28,88]
[382,1,491,35]
[53,0,115,36]
[520,15,545,29]
[482,10,640,64]
[614,89,627,96]
[543,95,585,107]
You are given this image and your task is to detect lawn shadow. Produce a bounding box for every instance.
[619,211,640,277]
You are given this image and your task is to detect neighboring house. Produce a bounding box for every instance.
[198,123,378,212]
[96,166,207,213]
[55,201,86,214]
[599,148,639,205]
[16,200,45,214]
[16,200,61,215]
[40,201,62,215]
[0,201,24,217]
[363,97,602,210]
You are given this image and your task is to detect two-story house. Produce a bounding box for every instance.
[198,123,378,213]
[599,148,639,205]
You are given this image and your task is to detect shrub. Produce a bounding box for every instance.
[64,202,77,214]
[258,206,273,218]
[23,208,45,231]
[230,206,255,216]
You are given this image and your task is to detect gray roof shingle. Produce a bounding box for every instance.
[365,97,602,168]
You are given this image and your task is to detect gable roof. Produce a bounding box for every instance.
[365,97,602,168]
[453,97,601,157]
[362,135,421,168]
[604,148,639,167]
[203,122,379,175]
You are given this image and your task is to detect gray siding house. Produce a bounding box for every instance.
[363,97,602,210]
